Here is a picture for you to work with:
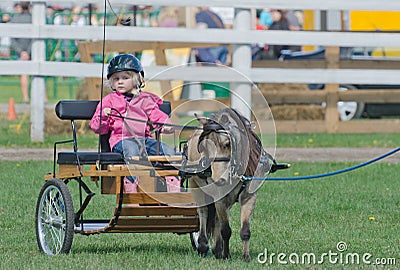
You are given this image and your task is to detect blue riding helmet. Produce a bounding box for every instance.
[107,54,144,79]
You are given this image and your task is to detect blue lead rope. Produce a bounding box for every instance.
[242,147,400,181]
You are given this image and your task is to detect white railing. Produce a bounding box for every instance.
[1,0,400,140]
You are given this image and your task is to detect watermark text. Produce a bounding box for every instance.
[257,242,396,266]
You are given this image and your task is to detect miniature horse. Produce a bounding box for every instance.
[185,108,273,261]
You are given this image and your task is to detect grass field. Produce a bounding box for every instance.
[0,75,80,104]
[0,160,398,269]
[1,80,399,268]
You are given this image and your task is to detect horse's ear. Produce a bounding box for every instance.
[194,113,208,125]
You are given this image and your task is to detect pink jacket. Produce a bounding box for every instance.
[89,91,172,150]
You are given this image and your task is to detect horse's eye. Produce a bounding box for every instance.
[223,140,230,148]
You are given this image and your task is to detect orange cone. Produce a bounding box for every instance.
[7,98,17,120]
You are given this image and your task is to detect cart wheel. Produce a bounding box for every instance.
[190,231,199,250]
[35,178,74,255]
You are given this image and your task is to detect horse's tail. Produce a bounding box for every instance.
[206,203,216,239]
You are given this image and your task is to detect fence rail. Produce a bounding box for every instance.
[23,0,400,11]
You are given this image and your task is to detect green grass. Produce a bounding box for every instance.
[0,75,81,104]
[0,161,398,269]
[275,133,400,148]
[0,117,98,148]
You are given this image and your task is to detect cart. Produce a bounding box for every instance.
[35,100,199,255]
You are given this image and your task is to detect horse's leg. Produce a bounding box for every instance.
[239,192,257,261]
[196,205,210,256]
[190,177,213,256]
[214,200,232,259]
[211,212,222,258]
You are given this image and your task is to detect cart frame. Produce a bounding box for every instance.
[35,100,199,255]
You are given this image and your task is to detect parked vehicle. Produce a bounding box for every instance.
[280,47,400,121]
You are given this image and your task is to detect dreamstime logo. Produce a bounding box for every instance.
[257,242,397,266]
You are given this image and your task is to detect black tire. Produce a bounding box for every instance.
[190,231,199,250]
[337,84,365,121]
[35,178,75,255]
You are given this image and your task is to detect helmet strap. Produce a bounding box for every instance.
[138,72,145,89]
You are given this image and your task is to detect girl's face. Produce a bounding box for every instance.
[110,71,140,94]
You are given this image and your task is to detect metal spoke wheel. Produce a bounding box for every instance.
[35,178,74,255]
[190,231,200,250]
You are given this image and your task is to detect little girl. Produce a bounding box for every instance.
[90,53,175,192]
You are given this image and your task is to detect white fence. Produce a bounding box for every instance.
[1,0,400,140]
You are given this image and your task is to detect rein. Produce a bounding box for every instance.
[108,111,202,130]
[242,147,400,181]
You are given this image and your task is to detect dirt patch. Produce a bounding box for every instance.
[2,147,399,163]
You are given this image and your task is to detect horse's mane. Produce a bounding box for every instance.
[230,109,263,176]
[210,108,263,176]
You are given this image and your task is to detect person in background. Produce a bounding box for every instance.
[267,9,290,59]
[259,8,273,29]
[10,1,32,103]
[252,9,290,60]
[157,6,179,28]
[194,7,228,65]
[284,10,302,31]
[1,13,11,23]
[283,9,302,52]
[252,9,270,59]
[0,13,11,58]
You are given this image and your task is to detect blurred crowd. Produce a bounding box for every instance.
[252,9,303,60]
[1,3,303,62]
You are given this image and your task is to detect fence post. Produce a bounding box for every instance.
[324,46,340,133]
[152,43,174,101]
[30,1,46,142]
[231,8,251,120]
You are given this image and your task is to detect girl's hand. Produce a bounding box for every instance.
[103,108,111,116]
[161,125,174,133]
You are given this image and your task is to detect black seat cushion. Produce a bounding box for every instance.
[55,100,99,120]
[57,152,125,165]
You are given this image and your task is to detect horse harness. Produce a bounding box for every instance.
[179,121,231,180]
[180,119,271,197]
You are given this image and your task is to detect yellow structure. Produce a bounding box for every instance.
[349,11,400,31]
[302,10,400,56]
[350,11,400,56]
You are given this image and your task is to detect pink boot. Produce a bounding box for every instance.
[165,176,181,192]
[123,177,138,193]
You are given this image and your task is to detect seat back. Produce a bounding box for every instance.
[55,100,99,120]
[159,101,171,116]
[55,100,173,119]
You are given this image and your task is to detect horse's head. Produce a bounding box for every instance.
[196,109,252,186]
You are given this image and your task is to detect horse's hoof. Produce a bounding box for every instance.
[242,254,251,262]
[197,247,210,257]
[212,248,222,259]
[198,251,211,257]
[222,253,232,260]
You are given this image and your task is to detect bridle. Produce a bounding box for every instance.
[198,121,231,162]
[196,119,246,182]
